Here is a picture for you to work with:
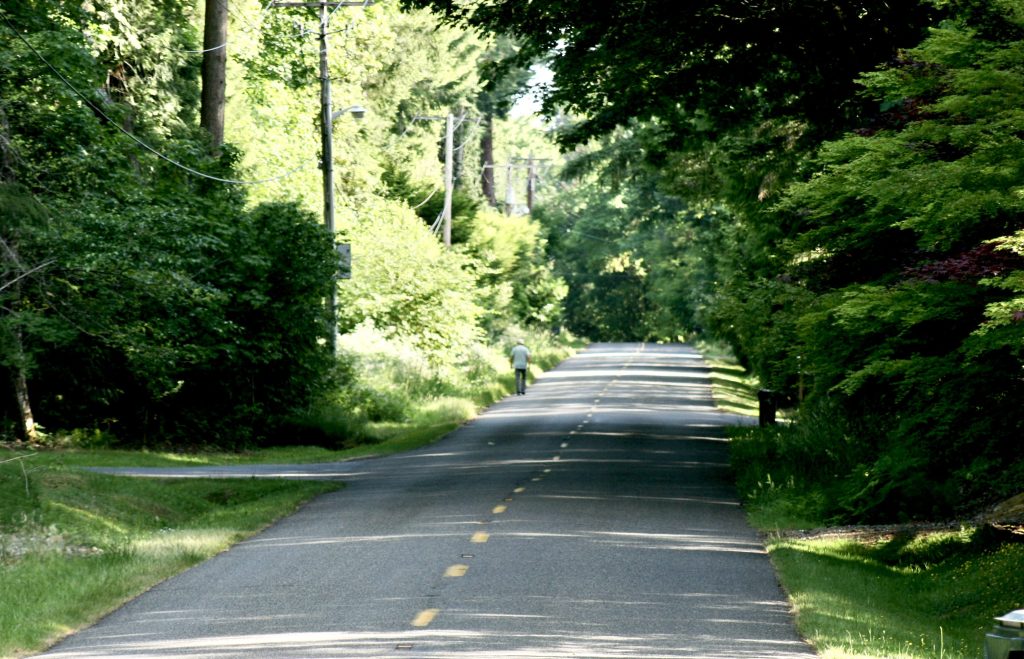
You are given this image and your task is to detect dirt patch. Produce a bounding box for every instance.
[0,527,103,563]
[767,494,1024,543]
[769,521,967,543]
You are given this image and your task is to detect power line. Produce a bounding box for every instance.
[179,42,227,54]
[412,185,441,210]
[2,14,312,186]
[174,0,277,54]
[228,0,277,34]
[328,0,373,24]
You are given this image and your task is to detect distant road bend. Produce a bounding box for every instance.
[40,343,817,658]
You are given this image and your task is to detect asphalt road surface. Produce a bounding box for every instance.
[38,343,817,658]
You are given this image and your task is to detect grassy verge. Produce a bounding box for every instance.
[768,528,1024,659]
[0,457,340,658]
[696,342,1023,659]
[315,327,581,452]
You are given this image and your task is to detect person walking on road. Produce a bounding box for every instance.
[510,339,531,395]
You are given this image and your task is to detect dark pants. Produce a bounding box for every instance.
[514,368,527,394]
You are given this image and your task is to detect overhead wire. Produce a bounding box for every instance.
[328,0,373,26]
[179,43,227,54]
[2,12,314,186]
[390,110,479,216]
[173,0,277,54]
[412,185,441,211]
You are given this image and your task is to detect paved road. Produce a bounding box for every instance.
[38,343,816,658]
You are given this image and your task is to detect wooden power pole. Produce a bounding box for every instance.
[442,112,454,247]
[200,0,228,152]
[271,1,371,354]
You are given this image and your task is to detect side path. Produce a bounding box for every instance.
[38,343,817,658]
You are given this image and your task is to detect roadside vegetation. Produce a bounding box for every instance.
[1,2,566,454]
[5,0,1021,520]
[0,459,340,658]
[0,332,575,658]
[699,340,762,418]
[707,345,1024,659]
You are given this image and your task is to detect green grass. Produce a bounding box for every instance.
[0,417,477,657]
[767,529,1024,659]
[0,458,340,658]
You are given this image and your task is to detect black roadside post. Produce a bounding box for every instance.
[758,389,777,427]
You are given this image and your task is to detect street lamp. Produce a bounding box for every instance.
[333,104,366,121]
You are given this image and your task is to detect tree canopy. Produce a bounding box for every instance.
[3,0,1023,521]
[400,0,934,147]
[400,0,1024,519]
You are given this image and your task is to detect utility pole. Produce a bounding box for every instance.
[512,155,550,214]
[504,160,514,215]
[271,1,370,354]
[318,4,335,236]
[200,0,228,152]
[480,114,497,206]
[525,156,550,213]
[482,158,551,216]
[442,112,454,247]
[411,110,466,248]
[526,154,535,213]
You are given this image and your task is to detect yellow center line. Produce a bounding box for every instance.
[513,487,525,493]
[445,564,469,578]
[411,609,439,627]
[492,504,507,514]
[471,531,490,543]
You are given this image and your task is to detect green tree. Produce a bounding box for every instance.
[399,0,933,147]
[0,2,339,447]
[335,197,483,366]
[745,2,1024,518]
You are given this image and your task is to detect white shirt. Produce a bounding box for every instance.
[510,344,530,369]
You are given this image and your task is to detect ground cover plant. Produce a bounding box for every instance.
[0,453,341,658]
[731,417,1024,659]
[768,529,1024,659]
[278,325,579,450]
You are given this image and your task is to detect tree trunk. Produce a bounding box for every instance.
[8,277,38,443]
[0,106,13,181]
[200,0,228,152]
[480,113,497,206]
[12,345,37,443]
